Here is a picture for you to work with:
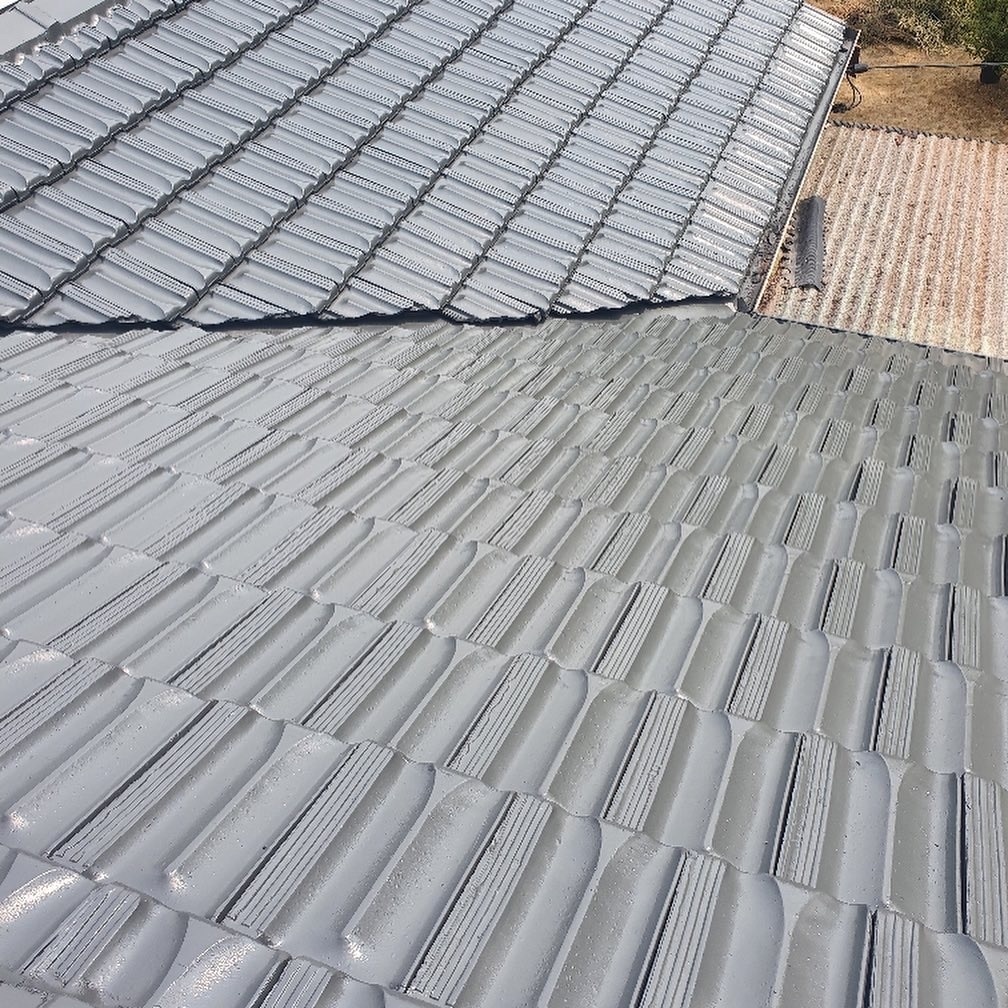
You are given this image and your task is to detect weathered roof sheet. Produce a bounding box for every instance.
[0,0,847,327]
[760,121,1008,356]
[0,307,1007,1006]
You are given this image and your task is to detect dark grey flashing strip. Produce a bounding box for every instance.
[0,293,739,339]
[0,0,119,60]
[737,27,858,312]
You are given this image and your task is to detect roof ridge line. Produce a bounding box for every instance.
[0,294,738,339]
[827,115,1008,148]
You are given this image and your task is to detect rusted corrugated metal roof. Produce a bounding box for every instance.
[0,307,1006,1006]
[760,121,1008,356]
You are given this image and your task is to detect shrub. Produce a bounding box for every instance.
[834,0,1007,65]
[961,0,1008,62]
[842,0,968,49]
[877,0,968,50]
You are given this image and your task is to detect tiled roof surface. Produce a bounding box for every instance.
[0,308,1007,1005]
[0,0,846,326]
[760,121,1008,357]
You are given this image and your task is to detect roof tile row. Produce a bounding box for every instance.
[0,310,1006,1007]
[0,0,846,325]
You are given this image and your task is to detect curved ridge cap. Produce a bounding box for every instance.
[828,116,1008,148]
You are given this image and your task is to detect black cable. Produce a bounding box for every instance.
[856,61,1008,70]
[831,54,999,114]
[848,73,862,109]
[831,73,863,113]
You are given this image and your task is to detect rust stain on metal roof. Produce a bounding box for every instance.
[760,121,1008,357]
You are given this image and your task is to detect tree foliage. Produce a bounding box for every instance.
[961,0,1008,61]
[842,0,1007,62]
[876,0,968,50]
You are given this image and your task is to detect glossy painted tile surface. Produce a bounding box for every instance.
[0,307,1006,1005]
[0,0,845,325]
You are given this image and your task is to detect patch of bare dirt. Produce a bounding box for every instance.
[813,2,1008,142]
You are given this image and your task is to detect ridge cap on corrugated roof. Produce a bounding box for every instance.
[828,115,1008,147]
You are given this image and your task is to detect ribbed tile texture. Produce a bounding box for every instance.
[0,0,844,326]
[0,308,1007,1007]
[761,121,1008,357]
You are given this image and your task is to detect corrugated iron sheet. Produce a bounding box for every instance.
[760,121,1008,356]
[0,0,846,326]
[0,308,1006,1005]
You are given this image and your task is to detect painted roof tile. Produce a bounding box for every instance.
[0,306,1006,1005]
[0,0,846,325]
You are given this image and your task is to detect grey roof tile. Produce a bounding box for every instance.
[0,0,846,325]
[0,307,1007,1005]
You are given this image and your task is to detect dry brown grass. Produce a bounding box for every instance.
[817,0,928,44]
[813,0,1008,142]
[820,0,888,25]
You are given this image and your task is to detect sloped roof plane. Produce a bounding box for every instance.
[0,0,847,325]
[0,308,1006,1005]
[4,0,1006,1003]
[761,121,1008,357]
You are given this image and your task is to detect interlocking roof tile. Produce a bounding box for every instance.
[0,306,1006,1005]
[0,0,848,326]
